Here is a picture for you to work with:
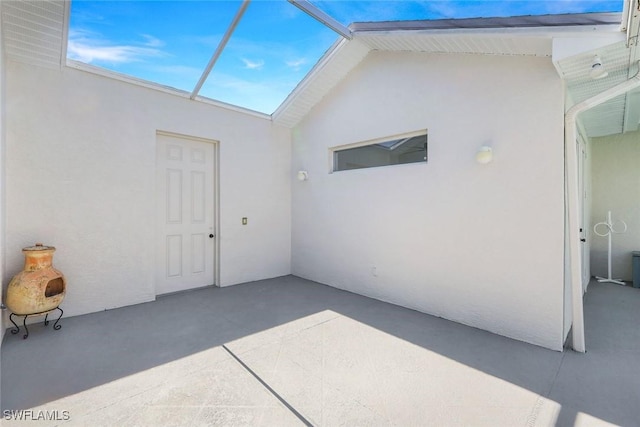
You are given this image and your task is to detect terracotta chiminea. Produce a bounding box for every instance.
[6,243,65,338]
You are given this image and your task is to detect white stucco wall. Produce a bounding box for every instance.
[590,130,640,281]
[292,51,566,350]
[4,61,292,318]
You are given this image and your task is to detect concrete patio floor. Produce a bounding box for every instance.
[1,275,639,426]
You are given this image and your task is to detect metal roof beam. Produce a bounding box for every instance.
[287,0,352,40]
[190,0,250,100]
[625,0,640,47]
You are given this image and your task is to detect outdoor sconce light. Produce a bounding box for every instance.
[297,170,309,181]
[590,55,608,80]
[476,146,493,164]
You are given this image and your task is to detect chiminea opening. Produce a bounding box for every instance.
[45,278,65,298]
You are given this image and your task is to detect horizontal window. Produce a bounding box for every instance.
[332,131,427,172]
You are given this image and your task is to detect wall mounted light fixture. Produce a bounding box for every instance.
[476,146,493,164]
[297,170,309,181]
[590,55,609,80]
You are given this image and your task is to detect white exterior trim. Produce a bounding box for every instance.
[60,0,70,69]
[65,60,272,121]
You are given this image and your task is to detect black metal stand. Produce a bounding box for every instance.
[9,307,63,339]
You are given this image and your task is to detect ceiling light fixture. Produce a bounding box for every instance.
[590,55,609,80]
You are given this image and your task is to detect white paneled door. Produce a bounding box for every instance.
[156,133,215,295]
[577,138,590,288]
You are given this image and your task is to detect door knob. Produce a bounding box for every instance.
[209,234,214,238]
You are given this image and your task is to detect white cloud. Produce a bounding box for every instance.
[192,34,224,48]
[68,41,163,64]
[285,58,307,71]
[67,30,165,64]
[241,58,265,70]
[201,72,286,113]
[141,34,165,48]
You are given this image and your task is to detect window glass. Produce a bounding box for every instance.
[333,133,427,172]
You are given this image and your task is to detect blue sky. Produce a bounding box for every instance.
[68,1,624,114]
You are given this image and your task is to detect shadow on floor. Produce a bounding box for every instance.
[2,276,639,426]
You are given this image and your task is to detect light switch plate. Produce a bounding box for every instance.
[242,217,247,225]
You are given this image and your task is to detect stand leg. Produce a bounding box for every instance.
[7,308,62,339]
[22,315,29,339]
[53,307,63,331]
[596,277,626,286]
[9,313,20,335]
[607,228,613,279]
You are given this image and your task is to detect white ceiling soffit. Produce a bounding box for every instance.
[556,41,637,137]
[2,0,67,69]
[355,33,552,57]
[581,94,628,137]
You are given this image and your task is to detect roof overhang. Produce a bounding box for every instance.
[350,12,621,32]
[273,13,624,128]
[553,5,640,138]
